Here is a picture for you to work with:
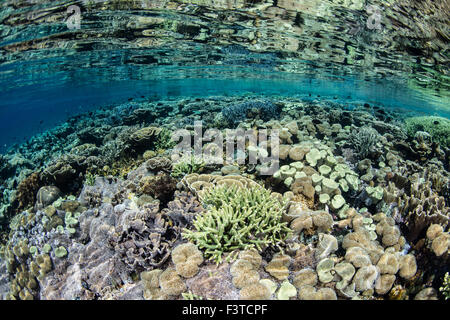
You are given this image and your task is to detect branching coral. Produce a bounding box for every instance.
[84,172,96,186]
[154,128,176,150]
[395,180,449,242]
[348,126,379,158]
[440,272,450,300]
[171,155,205,178]
[182,184,291,263]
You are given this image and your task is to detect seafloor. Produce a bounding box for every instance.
[0,94,448,300]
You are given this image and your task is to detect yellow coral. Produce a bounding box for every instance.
[240,283,271,300]
[159,268,186,296]
[238,249,262,269]
[230,258,260,289]
[265,253,291,280]
[141,269,162,288]
[399,254,417,280]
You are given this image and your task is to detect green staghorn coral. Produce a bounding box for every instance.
[171,155,205,178]
[181,291,206,300]
[440,272,450,300]
[182,184,291,263]
[154,128,176,151]
[84,172,96,186]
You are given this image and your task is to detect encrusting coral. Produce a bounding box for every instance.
[265,253,291,280]
[228,249,272,300]
[230,258,260,289]
[171,243,203,278]
[159,268,187,296]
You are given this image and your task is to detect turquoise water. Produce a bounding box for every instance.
[0,69,448,152]
[0,1,448,154]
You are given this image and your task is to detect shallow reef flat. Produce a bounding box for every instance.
[0,94,449,300]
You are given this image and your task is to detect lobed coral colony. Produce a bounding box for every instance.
[0,95,449,301]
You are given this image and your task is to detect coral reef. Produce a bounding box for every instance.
[404,116,450,148]
[348,127,380,158]
[182,183,291,263]
[14,172,43,212]
[138,173,177,204]
[0,93,448,301]
[439,272,450,300]
[221,100,280,127]
[171,155,205,178]
[108,201,180,272]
